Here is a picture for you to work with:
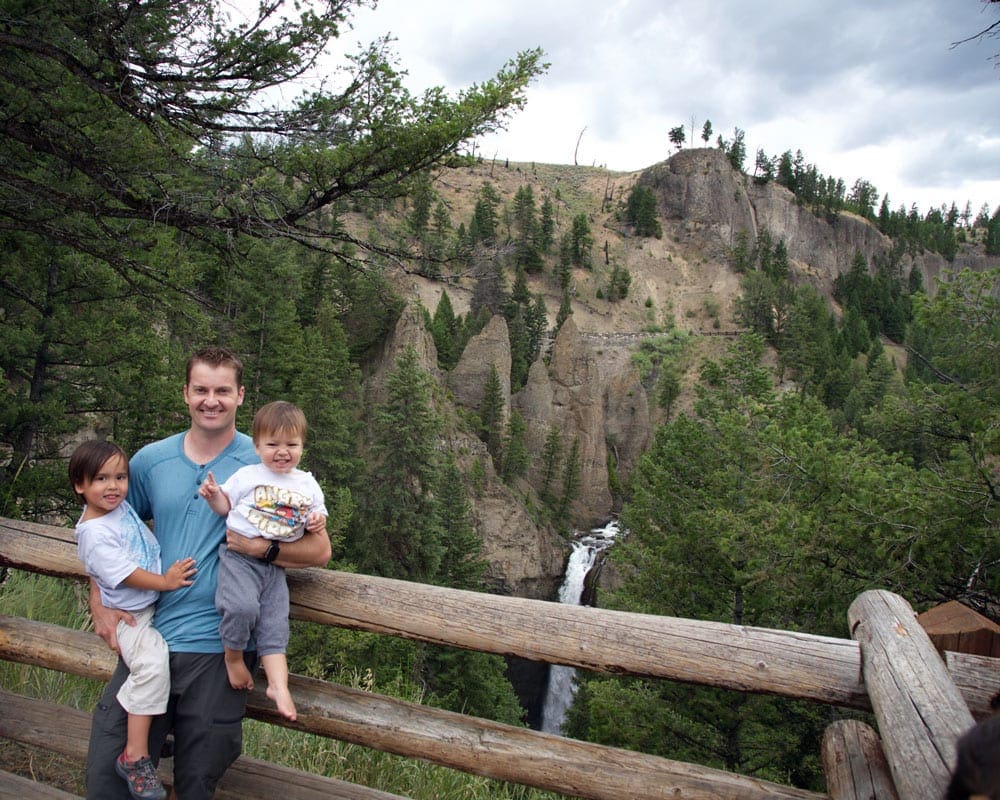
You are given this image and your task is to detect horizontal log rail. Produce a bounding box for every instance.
[0,617,823,800]
[0,766,81,799]
[3,516,998,799]
[0,517,994,717]
[0,689,410,800]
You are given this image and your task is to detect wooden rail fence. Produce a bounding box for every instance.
[1,516,996,800]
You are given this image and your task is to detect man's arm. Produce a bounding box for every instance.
[88,578,135,653]
[224,526,331,568]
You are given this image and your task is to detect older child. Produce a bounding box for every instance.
[70,440,196,800]
[199,400,327,721]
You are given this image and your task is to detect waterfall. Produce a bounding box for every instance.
[539,520,619,734]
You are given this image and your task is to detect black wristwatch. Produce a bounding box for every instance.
[262,540,280,564]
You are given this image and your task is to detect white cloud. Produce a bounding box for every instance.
[344,0,1000,214]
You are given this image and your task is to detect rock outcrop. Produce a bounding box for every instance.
[513,317,653,526]
[447,314,512,422]
[639,147,996,294]
[640,148,894,287]
[363,304,567,599]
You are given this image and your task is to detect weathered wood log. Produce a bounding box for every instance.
[0,767,82,799]
[944,651,1000,722]
[3,517,996,717]
[0,517,867,708]
[821,719,898,800]
[0,618,826,800]
[0,690,411,800]
[848,590,976,800]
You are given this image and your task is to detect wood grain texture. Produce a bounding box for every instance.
[821,719,898,800]
[848,590,976,800]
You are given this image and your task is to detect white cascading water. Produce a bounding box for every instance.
[539,520,619,734]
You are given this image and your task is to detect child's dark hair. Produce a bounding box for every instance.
[68,440,129,503]
[252,401,307,443]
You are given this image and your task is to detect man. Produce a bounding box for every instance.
[86,346,332,799]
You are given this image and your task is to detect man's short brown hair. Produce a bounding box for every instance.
[186,346,244,387]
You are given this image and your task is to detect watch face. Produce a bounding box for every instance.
[264,541,279,562]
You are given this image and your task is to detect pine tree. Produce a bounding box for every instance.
[512,184,543,272]
[730,229,753,273]
[539,196,556,253]
[429,200,453,260]
[287,299,364,492]
[353,346,445,582]
[431,290,460,369]
[469,182,501,245]
[568,213,594,268]
[767,239,790,283]
[479,363,506,466]
[527,293,549,363]
[987,208,1000,256]
[555,437,582,526]
[606,263,632,301]
[407,174,433,238]
[624,185,662,238]
[500,410,528,482]
[539,427,563,508]
[556,234,573,289]
[506,306,530,391]
[839,306,871,358]
[435,455,487,590]
[556,289,573,331]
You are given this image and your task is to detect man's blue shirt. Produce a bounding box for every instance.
[128,431,258,652]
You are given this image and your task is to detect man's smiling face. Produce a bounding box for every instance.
[183,362,244,435]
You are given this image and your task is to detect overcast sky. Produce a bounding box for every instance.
[340,0,1000,218]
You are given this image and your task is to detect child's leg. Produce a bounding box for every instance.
[216,549,262,692]
[260,652,296,721]
[223,646,255,690]
[126,712,153,760]
[117,712,166,799]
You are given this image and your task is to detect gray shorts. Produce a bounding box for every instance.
[216,548,290,656]
[86,651,257,800]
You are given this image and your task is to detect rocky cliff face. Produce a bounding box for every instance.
[641,148,892,287]
[639,147,994,294]
[367,151,996,601]
[512,317,652,525]
[363,305,567,600]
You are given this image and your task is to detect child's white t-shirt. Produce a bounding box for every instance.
[221,463,327,542]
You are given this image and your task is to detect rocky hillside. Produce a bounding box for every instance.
[356,148,996,601]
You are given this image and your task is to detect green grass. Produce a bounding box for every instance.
[0,570,568,800]
[0,570,103,709]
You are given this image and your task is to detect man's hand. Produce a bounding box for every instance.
[225,528,268,559]
[89,579,134,653]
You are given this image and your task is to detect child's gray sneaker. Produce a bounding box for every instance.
[115,750,167,800]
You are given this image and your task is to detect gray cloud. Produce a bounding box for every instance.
[349,0,999,211]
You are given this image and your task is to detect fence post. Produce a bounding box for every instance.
[848,590,974,800]
[821,719,898,800]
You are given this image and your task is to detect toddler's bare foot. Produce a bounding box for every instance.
[266,684,297,721]
[224,652,254,691]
